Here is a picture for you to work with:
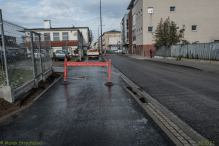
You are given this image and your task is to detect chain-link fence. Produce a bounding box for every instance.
[0,10,52,93]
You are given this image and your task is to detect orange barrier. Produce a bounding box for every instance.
[62,58,114,86]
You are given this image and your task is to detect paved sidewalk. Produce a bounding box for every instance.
[123,54,219,74]
[0,59,175,146]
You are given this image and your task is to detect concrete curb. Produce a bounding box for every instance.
[123,86,184,146]
[0,74,63,123]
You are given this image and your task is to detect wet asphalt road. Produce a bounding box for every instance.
[105,54,219,144]
[0,57,175,146]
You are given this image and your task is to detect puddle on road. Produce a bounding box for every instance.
[137,118,148,124]
[72,76,86,80]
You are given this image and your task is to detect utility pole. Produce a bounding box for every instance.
[100,0,103,61]
[98,25,105,52]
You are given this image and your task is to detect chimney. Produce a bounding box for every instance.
[44,20,51,29]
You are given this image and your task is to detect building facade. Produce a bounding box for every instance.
[125,0,219,56]
[24,20,90,55]
[97,30,121,52]
[121,14,129,53]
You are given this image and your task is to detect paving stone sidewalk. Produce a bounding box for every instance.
[123,54,219,74]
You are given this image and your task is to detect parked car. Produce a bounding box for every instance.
[115,50,122,54]
[34,49,47,59]
[0,49,16,63]
[54,50,70,61]
[87,48,99,59]
[121,51,126,54]
[27,53,32,58]
[11,48,26,60]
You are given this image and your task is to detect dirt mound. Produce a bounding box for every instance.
[0,72,62,118]
[0,98,19,118]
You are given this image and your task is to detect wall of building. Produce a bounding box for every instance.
[78,28,89,46]
[142,0,219,45]
[25,30,78,41]
[135,0,143,46]
[108,37,121,45]
[102,32,121,50]
[132,4,136,46]
[129,9,133,54]
[124,14,129,44]
[122,18,125,44]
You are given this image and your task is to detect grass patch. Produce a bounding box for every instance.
[69,57,79,62]
[9,69,33,89]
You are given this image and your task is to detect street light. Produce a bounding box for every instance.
[100,0,103,61]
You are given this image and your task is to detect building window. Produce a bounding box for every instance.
[133,14,136,26]
[148,27,153,32]
[62,32,68,40]
[53,33,60,41]
[44,33,50,41]
[192,25,197,31]
[170,7,175,12]
[35,35,39,41]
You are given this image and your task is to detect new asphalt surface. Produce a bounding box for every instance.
[0,58,175,146]
[105,54,219,145]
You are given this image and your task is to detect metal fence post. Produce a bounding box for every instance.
[0,9,10,86]
[30,31,36,79]
[209,43,211,60]
[50,38,52,69]
[38,34,43,78]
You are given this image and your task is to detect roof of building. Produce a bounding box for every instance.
[24,27,89,31]
[127,0,135,10]
[97,30,121,39]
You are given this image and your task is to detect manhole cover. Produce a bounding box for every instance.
[72,76,86,80]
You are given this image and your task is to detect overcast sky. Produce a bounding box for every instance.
[0,0,130,45]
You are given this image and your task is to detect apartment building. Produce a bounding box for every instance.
[97,30,121,51]
[121,14,130,53]
[125,0,219,56]
[24,20,90,55]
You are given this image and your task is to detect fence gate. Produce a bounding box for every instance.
[0,9,52,103]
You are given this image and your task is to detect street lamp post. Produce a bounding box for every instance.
[98,25,105,51]
[100,0,103,61]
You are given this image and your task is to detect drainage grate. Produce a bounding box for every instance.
[139,97,147,103]
[138,87,150,92]
[72,76,86,80]
[126,86,148,103]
